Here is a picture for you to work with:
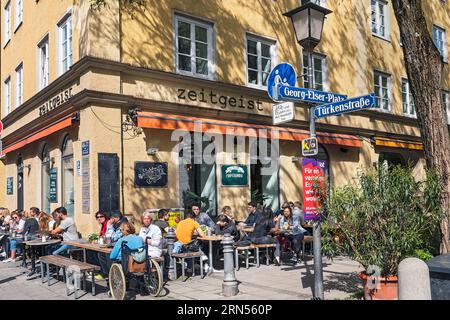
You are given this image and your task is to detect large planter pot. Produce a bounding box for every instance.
[359,272,398,300]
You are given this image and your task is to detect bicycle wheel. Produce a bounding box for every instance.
[144,258,163,297]
[109,263,127,300]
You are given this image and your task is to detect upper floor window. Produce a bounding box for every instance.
[38,36,49,90]
[300,0,326,6]
[433,25,448,62]
[303,53,327,91]
[4,77,11,116]
[401,79,415,117]
[15,0,23,30]
[175,15,214,79]
[15,63,23,108]
[246,35,275,88]
[443,91,450,124]
[3,1,11,45]
[371,0,389,39]
[58,14,73,74]
[374,71,391,112]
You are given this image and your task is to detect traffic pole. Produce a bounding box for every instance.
[307,50,324,300]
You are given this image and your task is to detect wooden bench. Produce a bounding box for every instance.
[250,243,277,267]
[171,252,204,281]
[234,246,255,270]
[39,255,100,299]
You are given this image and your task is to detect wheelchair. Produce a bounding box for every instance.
[108,239,163,300]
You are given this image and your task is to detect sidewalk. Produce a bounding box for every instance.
[0,256,363,300]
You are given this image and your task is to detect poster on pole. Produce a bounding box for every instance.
[302,158,327,221]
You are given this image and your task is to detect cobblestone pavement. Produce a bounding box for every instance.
[0,255,363,300]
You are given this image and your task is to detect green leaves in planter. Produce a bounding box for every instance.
[320,165,444,277]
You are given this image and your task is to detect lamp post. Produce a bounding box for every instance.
[283,0,332,300]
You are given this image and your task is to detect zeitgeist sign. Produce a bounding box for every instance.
[39,87,74,116]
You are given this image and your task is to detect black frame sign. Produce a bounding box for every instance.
[49,168,58,203]
[221,165,248,186]
[6,177,13,195]
[135,162,168,188]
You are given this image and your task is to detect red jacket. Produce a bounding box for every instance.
[99,219,109,236]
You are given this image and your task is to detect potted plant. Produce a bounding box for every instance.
[88,233,99,244]
[320,165,443,300]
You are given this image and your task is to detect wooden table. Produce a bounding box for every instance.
[24,239,61,275]
[63,240,113,262]
[198,235,223,275]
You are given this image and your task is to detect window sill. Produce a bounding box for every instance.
[375,107,393,114]
[372,33,391,43]
[176,69,215,82]
[13,21,23,34]
[3,39,11,49]
[246,83,267,91]
[402,113,417,119]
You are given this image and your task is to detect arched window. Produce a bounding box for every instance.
[41,144,51,214]
[17,156,24,210]
[61,135,75,216]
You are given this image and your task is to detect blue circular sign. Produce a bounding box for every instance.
[267,62,297,101]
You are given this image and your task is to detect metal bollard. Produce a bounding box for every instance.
[221,233,239,296]
[166,228,176,281]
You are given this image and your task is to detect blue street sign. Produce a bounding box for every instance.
[267,63,297,101]
[277,85,348,104]
[314,94,376,119]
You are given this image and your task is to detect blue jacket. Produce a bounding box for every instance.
[195,212,216,229]
[110,234,144,261]
[244,210,263,226]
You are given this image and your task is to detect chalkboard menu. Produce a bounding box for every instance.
[49,168,58,202]
[6,177,13,195]
[135,162,168,188]
[98,153,120,214]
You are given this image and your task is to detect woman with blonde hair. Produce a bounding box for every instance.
[38,212,52,233]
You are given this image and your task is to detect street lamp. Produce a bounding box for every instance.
[284,1,332,301]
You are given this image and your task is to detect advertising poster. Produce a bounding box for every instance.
[168,208,184,228]
[302,158,327,221]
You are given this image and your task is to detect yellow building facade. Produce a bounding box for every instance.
[1,0,449,235]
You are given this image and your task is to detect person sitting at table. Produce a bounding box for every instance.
[51,207,79,256]
[95,211,109,237]
[243,202,263,227]
[153,209,170,235]
[221,206,237,223]
[38,212,51,234]
[28,207,40,222]
[2,211,25,263]
[50,210,60,231]
[138,211,162,258]
[105,211,128,243]
[23,210,39,237]
[173,210,209,273]
[108,222,145,272]
[214,214,239,241]
[192,204,215,230]
[273,206,307,265]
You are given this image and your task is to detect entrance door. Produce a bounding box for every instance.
[17,157,24,211]
[98,153,120,214]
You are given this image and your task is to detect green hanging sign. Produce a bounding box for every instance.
[6,177,13,195]
[49,168,58,203]
[221,165,248,186]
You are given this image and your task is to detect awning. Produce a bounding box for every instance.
[3,114,77,155]
[136,111,362,148]
[374,137,423,150]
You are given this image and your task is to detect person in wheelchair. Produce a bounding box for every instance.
[109,222,144,268]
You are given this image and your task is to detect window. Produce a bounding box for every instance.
[246,35,275,88]
[303,53,327,91]
[4,77,11,116]
[62,135,75,216]
[371,0,388,39]
[374,71,391,112]
[175,15,214,79]
[433,25,447,62]
[58,14,73,74]
[15,63,23,108]
[401,79,415,117]
[38,36,49,90]
[15,0,23,30]
[300,0,326,5]
[4,1,11,45]
[443,91,450,124]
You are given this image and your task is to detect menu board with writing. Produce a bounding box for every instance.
[49,168,58,203]
[135,162,168,188]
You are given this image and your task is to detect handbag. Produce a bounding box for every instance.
[127,255,146,273]
[183,239,200,252]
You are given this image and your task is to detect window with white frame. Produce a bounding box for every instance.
[433,25,447,62]
[374,71,391,111]
[371,0,388,38]
[300,0,326,6]
[303,53,327,91]
[38,36,49,90]
[4,77,11,116]
[58,14,73,74]
[443,91,450,124]
[246,35,275,87]
[401,79,415,117]
[15,64,23,108]
[15,0,23,29]
[4,1,11,44]
[175,15,214,79]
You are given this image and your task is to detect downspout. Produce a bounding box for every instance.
[119,0,125,215]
